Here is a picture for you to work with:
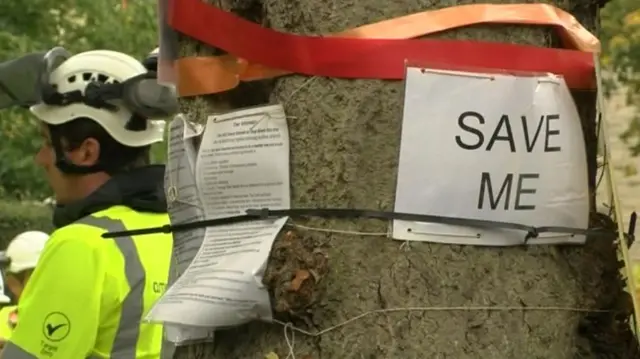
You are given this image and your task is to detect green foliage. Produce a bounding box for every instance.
[0,1,160,200]
[600,0,640,154]
[0,200,53,248]
[0,110,46,199]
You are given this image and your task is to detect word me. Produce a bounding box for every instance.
[454,111,562,211]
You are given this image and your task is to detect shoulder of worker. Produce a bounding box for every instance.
[43,224,105,258]
[50,207,170,249]
[57,205,167,229]
[46,208,115,245]
[0,305,16,317]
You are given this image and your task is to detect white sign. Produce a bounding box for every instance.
[393,68,589,246]
[147,104,290,328]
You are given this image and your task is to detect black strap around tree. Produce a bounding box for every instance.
[101,207,618,244]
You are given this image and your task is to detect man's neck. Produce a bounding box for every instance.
[73,173,111,202]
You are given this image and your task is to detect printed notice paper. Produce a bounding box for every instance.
[147,104,290,328]
[165,115,206,280]
[393,68,589,246]
[161,115,215,344]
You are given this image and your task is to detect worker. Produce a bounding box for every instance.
[0,305,16,349]
[0,231,50,344]
[0,271,11,306]
[0,270,13,345]
[0,47,176,358]
[1,231,50,301]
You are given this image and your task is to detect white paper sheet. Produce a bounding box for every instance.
[393,67,589,246]
[165,115,207,277]
[148,104,290,328]
[164,324,215,347]
[162,115,215,344]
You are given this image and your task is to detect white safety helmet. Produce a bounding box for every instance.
[5,231,50,274]
[30,50,165,147]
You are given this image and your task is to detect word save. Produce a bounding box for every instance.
[454,111,562,211]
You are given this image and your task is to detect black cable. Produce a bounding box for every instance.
[627,212,637,247]
[102,207,617,243]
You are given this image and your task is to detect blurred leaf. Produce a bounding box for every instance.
[601,0,640,155]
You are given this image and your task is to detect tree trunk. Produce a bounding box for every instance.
[175,0,633,358]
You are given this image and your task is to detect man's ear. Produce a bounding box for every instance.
[67,137,101,166]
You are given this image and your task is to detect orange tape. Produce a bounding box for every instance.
[176,3,600,97]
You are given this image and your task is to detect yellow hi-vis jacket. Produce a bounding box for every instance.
[0,305,17,341]
[2,205,173,358]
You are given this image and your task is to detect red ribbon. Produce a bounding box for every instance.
[168,0,595,90]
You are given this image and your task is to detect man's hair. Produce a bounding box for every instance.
[51,116,150,174]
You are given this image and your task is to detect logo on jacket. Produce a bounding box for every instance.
[42,312,70,342]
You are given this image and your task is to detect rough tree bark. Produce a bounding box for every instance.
[174,0,634,358]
